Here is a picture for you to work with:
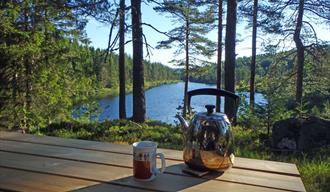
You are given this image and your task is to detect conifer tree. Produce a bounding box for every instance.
[0,1,104,129]
[119,0,126,119]
[267,0,330,105]
[249,0,258,112]
[131,0,146,122]
[216,0,224,112]
[224,0,237,121]
[154,0,215,116]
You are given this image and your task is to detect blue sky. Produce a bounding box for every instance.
[85,2,330,68]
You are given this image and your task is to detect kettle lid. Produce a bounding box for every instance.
[194,105,230,123]
[205,104,215,114]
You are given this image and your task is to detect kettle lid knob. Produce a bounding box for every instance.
[205,105,215,114]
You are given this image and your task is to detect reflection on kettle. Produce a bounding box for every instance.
[177,88,239,171]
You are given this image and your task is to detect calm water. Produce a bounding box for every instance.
[96,82,266,124]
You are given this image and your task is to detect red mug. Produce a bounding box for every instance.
[133,141,166,181]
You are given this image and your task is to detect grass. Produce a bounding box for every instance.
[299,158,330,192]
[31,120,329,192]
[232,126,330,192]
[36,119,183,149]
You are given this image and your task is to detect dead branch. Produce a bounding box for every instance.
[302,21,318,44]
[110,40,133,52]
[142,33,154,59]
[104,8,120,63]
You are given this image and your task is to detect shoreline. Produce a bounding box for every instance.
[94,80,181,99]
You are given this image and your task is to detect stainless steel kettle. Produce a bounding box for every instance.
[177,88,240,171]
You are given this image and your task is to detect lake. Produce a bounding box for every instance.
[95,82,266,124]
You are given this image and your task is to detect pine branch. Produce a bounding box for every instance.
[304,7,330,20]
[142,22,169,37]
[272,71,297,92]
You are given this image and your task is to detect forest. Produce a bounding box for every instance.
[0,1,179,129]
[0,1,329,191]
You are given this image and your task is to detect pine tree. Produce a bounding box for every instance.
[154,0,215,116]
[119,0,126,119]
[0,1,102,130]
[131,0,146,123]
[250,0,258,112]
[294,0,305,105]
[224,0,237,122]
[267,0,330,105]
[216,0,224,112]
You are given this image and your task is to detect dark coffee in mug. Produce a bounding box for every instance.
[133,159,151,179]
[132,141,166,181]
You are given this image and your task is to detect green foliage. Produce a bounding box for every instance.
[237,95,265,130]
[232,125,330,192]
[299,155,330,192]
[232,47,330,192]
[154,0,216,66]
[0,2,180,131]
[310,101,330,119]
[0,1,92,130]
[35,120,183,150]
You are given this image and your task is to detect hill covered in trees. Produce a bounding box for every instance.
[189,46,330,127]
[90,48,180,97]
[0,40,179,131]
[191,47,330,97]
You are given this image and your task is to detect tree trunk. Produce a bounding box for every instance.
[250,0,258,112]
[224,0,237,121]
[183,20,190,117]
[216,0,223,112]
[119,0,126,119]
[131,0,146,123]
[294,0,305,105]
[23,6,32,131]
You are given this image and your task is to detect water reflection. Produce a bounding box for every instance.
[94,82,266,124]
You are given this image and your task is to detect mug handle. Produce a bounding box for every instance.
[153,153,166,175]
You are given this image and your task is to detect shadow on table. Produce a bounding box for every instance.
[73,163,224,192]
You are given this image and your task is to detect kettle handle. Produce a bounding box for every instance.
[187,88,240,123]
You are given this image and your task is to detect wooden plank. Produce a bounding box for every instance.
[0,167,99,192]
[72,183,153,192]
[0,143,305,192]
[0,167,147,192]
[170,164,305,192]
[0,131,300,176]
[0,151,285,192]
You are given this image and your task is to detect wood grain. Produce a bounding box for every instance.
[0,141,305,191]
[0,167,99,192]
[0,131,300,176]
[0,167,149,192]
[0,152,284,192]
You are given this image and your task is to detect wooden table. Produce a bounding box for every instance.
[0,131,305,192]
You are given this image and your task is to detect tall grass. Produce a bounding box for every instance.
[232,125,330,192]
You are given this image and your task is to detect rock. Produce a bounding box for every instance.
[277,137,297,150]
[272,116,330,152]
[272,118,300,150]
[298,116,330,151]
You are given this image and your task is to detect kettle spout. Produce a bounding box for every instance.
[176,114,189,130]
